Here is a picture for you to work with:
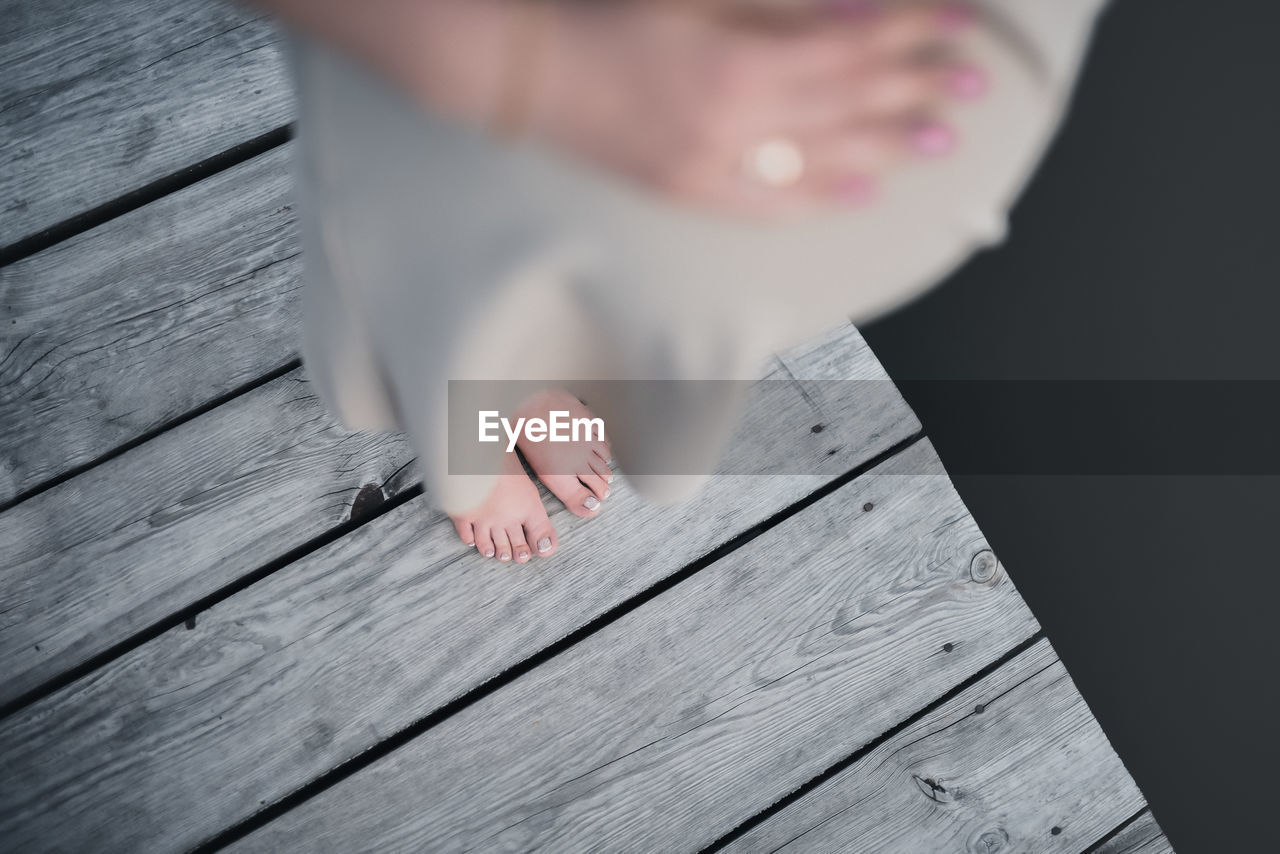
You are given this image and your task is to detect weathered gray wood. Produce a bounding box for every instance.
[1094,810,1175,854]
[0,145,298,505]
[723,638,1146,854]
[0,0,292,247]
[229,440,1038,853]
[0,368,414,709]
[0,326,920,853]
[0,324,891,709]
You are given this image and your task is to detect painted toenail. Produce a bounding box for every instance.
[603,488,611,499]
[584,496,600,511]
[500,553,510,561]
[485,549,495,558]
[537,536,552,553]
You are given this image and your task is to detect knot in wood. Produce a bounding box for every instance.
[350,483,386,522]
[969,549,999,584]
[912,774,955,804]
[967,827,1009,854]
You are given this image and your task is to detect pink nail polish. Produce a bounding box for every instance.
[938,3,975,33]
[911,122,956,157]
[836,175,877,205]
[946,65,988,99]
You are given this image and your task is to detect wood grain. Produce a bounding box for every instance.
[0,368,413,709]
[0,0,292,248]
[229,440,1039,853]
[0,325,896,709]
[723,638,1146,854]
[0,326,919,852]
[1094,810,1175,854]
[0,146,298,505]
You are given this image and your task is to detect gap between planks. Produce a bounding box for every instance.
[0,0,293,250]
[223,438,1041,852]
[0,324,910,714]
[0,363,921,850]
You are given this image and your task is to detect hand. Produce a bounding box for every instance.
[528,0,987,217]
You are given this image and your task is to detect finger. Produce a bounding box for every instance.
[851,3,970,62]
[779,62,943,133]
[801,117,958,199]
[749,2,968,82]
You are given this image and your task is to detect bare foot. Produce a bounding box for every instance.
[515,389,612,518]
[450,450,558,564]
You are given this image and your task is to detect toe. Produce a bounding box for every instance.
[452,518,475,548]
[587,457,613,491]
[507,526,532,564]
[492,528,512,562]
[580,471,610,501]
[541,473,603,518]
[474,526,496,559]
[524,510,557,558]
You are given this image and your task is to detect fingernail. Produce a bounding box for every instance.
[835,175,877,205]
[938,3,974,33]
[485,549,495,558]
[945,64,988,99]
[537,536,552,553]
[584,495,600,511]
[910,122,956,156]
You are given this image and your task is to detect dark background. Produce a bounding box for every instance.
[863,2,1279,851]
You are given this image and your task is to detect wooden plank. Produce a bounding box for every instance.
[1094,811,1175,854]
[0,145,298,505]
[0,368,413,709]
[0,0,291,248]
[723,639,1146,854]
[228,440,1040,853]
[0,326,920,853]
[0,324,890,709]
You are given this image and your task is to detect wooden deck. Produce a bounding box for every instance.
[0,2,1170,851]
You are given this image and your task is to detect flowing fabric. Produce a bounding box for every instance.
[287,0,1109,512]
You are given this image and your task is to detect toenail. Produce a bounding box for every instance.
[517,551,529,562]
[500,552,510,561]
[584,495,600,511]
[603,488,611,499]
[537,536,552,553]
[485,549,495,558]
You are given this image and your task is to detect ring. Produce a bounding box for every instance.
[743,137,805,188]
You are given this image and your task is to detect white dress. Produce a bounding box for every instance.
[287,0,1109,513]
